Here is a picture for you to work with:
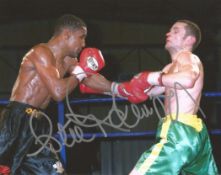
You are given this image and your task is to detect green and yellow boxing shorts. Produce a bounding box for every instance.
[130,114,219,175]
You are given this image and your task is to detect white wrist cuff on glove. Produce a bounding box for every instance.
[111,82,119,95]
[110,82,126,98]
[147,71,163,86]
[72,65,87,82]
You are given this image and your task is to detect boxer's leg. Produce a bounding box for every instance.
[15,146,65,175]
[130,117,185,175]
[182,124,219,175]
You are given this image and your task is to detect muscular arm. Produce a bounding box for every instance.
[82,73,112,92]
[162,52,200,89]
[30,46,79,101]
[147,86,165,97]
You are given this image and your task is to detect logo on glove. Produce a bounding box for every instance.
[87,56,99,71]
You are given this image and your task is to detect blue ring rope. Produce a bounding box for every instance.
[1,91,221,106]
[54,129,221,139]
[0,91,221,166]
[69,91,221,104]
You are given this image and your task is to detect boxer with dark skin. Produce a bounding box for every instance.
[10,16,112,110]
[0,13,144,175]
[11,19,87,109]
[0,14,111,175]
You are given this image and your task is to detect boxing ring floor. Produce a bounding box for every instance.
[0,91,221,174]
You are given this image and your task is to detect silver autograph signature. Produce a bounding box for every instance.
[27,82,206,156]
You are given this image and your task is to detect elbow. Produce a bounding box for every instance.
[180,71,199,88]
[51,88,65,102]
[173,76,196,89]
[184,79,195,88]
[173,78,195,89]
[52,95,64,102]
[52,94,64,102]
[182,73,198,88]
[186,72,199,88]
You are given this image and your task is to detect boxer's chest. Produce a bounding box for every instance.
[167,62,178,73]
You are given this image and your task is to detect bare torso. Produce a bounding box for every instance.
[10,44,73,109]
[163,53,204,115]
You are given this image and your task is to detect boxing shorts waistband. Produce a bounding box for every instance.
[6,101,44,119]
[163,114,203,132]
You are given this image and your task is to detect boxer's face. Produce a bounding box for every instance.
[67,27,87,57]
[165,22,188,51]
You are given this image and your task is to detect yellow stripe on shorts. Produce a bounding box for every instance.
[138,118,171,174]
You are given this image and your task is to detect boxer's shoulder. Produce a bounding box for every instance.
[27,43,56,64]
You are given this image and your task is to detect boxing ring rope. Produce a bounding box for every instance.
[0,92,221,167]
[58,91,221,166]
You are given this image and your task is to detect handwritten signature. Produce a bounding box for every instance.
[27,82,206,156]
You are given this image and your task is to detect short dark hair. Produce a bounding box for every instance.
[53,14,87,36]
[177,19,201,50]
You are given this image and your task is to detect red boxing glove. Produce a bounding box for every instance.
[130,72,152,94]
[79,48,105,73]
[111,82,147,104]
[71,48,105,82]
[130,71,164,92]
[80,81,147,104]
[0,165,10,175]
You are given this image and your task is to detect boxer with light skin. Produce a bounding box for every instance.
[128,20,219,175]
[68,20,219,174]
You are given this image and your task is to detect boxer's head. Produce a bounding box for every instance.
[177,20,201,50]
[53,14,87,57]
[165,20,201,52]
[53,14,87,36]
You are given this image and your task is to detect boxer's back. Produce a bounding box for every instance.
[10,45,54,109]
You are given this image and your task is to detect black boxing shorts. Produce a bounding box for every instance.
[0,101,65,175]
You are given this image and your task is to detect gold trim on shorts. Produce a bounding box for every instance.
[25,108,42,119]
